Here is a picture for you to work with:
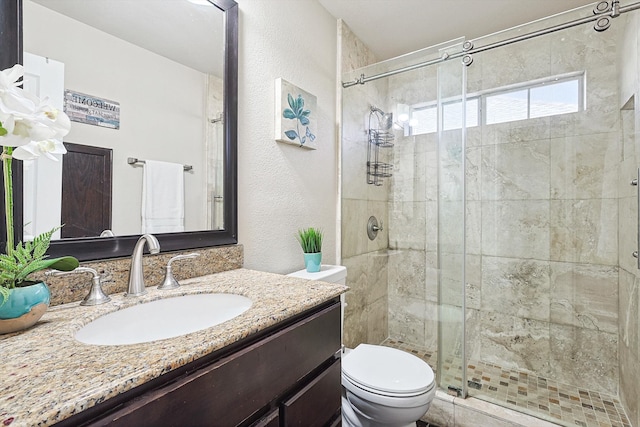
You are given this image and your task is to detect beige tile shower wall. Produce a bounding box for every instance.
[617,11,640,427]
[340,22,390,348]
[465,19,622,396]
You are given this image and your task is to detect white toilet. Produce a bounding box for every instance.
[287,265,436,427]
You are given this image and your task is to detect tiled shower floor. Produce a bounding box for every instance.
[382,339,631,427]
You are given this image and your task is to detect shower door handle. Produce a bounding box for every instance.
[632,168,640,268]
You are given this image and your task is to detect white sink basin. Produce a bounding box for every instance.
[75,293,252,346]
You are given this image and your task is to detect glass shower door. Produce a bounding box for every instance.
[436,41,468,397]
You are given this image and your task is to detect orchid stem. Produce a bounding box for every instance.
[2,146,14,252]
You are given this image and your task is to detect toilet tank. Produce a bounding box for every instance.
[286,265,347,285]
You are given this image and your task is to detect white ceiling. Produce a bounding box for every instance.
[318,0,599,61]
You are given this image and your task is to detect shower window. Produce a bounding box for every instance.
[410,97,479,135]
[485,73,584,124]
[485,89,528,124]
[530,78,581,118]
[410,106,437,134]
[409,72,584,134]
[443,98,479,131]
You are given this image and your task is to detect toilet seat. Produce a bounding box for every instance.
[342,344,435,397]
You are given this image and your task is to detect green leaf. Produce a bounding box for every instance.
[0,127,7,137]
[48,256,79,271]
[287,93,296,110]
[284,130,298,140]
[0,286,10,307]
[296,227,323,253]
[0,225,78,289]
[283,108,296,119]
[296,95,304,115]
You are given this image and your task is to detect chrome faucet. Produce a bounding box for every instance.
[126,234,160,297]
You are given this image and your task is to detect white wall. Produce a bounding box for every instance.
[236,0,338,273]
[23,0,208,236]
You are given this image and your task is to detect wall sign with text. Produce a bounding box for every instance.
[64,90,120,129]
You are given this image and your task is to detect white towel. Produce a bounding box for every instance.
[142,160,185,233]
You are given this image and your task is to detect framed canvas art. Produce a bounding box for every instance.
[275,78,318,150]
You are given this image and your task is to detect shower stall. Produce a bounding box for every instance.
[340,2,640,426]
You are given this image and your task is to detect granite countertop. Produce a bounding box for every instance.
[0,268,347,427]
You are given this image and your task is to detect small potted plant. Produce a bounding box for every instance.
[296,227,323,273]
[0,64,79,334]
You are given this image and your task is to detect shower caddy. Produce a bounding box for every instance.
[367,107,394,186]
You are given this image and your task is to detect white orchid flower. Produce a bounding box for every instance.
[37,103,71,137]
[0,115,31,147]
[0,64,24,90]
[0,108,70,148]
[0,65,37,118]
[1,63,75,255]
[0,85,38,116]
[0,63,71,156]
[12,139,67,161]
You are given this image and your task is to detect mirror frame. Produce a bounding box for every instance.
[0,0,238,261]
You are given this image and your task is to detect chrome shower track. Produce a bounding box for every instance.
[342,0,640,88]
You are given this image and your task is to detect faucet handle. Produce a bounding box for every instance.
[157,253,200,290]
[47,267,111,306]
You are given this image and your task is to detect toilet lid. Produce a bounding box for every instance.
[342,344,434,395]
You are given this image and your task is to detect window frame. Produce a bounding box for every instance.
[406,71,585,136]
[481,72,585,126]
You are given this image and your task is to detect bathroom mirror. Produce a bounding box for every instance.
[0,0,238,260]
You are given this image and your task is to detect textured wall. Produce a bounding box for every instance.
[236,0,338,274]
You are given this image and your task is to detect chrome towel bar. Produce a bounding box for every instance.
[127,157,193,172]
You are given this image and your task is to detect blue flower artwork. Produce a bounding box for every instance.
[283,94,316,146]
[275,78,318,150]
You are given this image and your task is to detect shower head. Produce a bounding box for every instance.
[380,113,393,130]
[370,107,393,130]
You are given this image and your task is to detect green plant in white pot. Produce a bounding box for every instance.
[296,227,323,273]
[0,64,79,334]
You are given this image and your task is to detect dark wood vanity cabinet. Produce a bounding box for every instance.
[60,300,342,427]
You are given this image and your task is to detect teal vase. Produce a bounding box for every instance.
[303,252,322,273]
[0,282,50,334]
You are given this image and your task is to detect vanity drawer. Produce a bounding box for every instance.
[88,302,341,427]
[281,358,341,427]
